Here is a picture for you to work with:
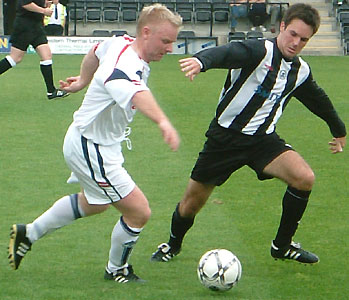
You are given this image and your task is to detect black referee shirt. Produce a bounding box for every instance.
[17,0,46,21]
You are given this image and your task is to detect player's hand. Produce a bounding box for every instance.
[179,58,201,81]
[59,76,85,93]
[328,136,346,154]
[158,119,180,151]
[43,7,53,16]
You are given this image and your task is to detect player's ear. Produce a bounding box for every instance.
[142,26,151,39]
[280,21,286,33]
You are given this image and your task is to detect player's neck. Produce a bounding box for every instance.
[131,40,148,63]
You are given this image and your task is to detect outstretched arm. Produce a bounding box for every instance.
[179,41,261,81]
[59,47,99,93]
[132,90,180,151]
[179,57,202,81]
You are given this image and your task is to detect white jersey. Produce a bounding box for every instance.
[72,35,150,145]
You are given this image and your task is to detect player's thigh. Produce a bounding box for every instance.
[63,125,135,205]
[263,150,315,190]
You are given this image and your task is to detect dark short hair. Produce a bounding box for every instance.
[282,3,320,35]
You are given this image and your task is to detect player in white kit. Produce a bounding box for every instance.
[8,4,182,283]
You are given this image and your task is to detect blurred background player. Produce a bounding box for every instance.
[0,0,68,100]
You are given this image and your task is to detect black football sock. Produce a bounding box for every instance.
[40,60,55,93]
[273,186,311,248]
[168,203,195,251]
[0,56,14,74]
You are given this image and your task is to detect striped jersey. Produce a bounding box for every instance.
[194,38,346,138]
[72,35,150,145]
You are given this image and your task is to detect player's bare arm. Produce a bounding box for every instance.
[132,90,180,151]
[329,136,346,154]
[179,58,201,81]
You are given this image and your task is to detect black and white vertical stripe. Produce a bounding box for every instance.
[216,39,310,135]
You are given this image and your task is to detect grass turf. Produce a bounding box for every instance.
[0,53,348,300]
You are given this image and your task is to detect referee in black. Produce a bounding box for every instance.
[151,3,346,264]
[0,0,68,100]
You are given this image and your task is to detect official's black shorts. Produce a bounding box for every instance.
[191,119,293,186]
[10,17,48,51]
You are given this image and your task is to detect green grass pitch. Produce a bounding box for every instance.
[0,53,348,300]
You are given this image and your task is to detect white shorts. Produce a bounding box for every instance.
[63,124,135,205]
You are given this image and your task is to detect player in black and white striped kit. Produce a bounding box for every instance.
[152,3,346,264]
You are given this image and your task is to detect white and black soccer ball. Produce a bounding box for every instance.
[197,249,242,292]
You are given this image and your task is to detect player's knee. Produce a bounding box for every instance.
[179,200,203,218]
[128,207,151,228]
[293,170,315,191]
[141,206,152,224]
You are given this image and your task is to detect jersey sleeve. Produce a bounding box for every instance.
[94,38,115,60]
[103,52,149,109]
[104,74,149,110]
[194,39,266,71]
[22,0,43,7]
[22,0,35,5]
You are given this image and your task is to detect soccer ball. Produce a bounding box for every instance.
[197,249,242,291]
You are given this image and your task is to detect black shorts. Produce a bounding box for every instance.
[191,119,293,186]
[10,17,48,51]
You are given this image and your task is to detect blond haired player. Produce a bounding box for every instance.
[9,4,182,283]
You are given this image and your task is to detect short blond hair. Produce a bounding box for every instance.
[136,4,183,36]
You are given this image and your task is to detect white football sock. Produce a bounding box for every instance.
[39,59,53,66]
[26,194,85,243]
[107,216,143,273]
[6,55,16,67]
